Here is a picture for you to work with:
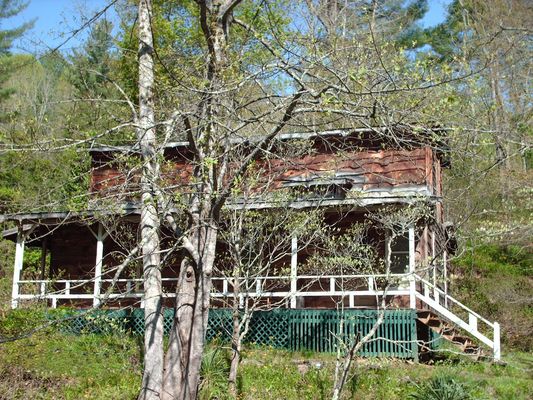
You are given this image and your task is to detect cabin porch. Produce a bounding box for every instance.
[6,210,442,310]
[3,211,500,360]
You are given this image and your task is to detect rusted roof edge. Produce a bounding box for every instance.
[88,126,451,154]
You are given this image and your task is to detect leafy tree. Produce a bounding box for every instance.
[68,18,127,135]
[124,1,460,398]
[2,1,527,398]
[70,19,115,97]
[0,0,34,107]
[420,0,533,246]
[0,54,89,213]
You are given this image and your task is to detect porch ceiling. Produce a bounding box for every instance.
[0,207,141,243]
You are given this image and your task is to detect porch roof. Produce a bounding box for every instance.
[0,206,140,242]
[1,188,440,242]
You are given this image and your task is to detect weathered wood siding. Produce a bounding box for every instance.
[89,146,441,198]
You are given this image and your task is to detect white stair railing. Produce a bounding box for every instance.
[414,274,501,361]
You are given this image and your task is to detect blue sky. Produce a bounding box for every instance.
[3,0,118,53]
[4,0,452,54]
[421,0,453,28]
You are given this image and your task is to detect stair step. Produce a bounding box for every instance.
[441,326,455,335]
[417,309,486,360]
[416,311,434,324]
[463,345,481,354]
[426,318,443,327]
[451,335,470,343]
[417,310,433,317]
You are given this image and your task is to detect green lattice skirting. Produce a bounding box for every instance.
[51,308,418,359]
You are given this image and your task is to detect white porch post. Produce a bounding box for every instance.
[93,223,106,307]
[40,238,47,281]
[11,226,25,309]
[290,236,298,309]
[431,231,437,299]
[409,226,416,309]
[443,250,448,308]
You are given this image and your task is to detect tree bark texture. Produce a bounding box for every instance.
[151,1,299,397]
[161,2,237,398]
[228,273,242,397]
[137,1,164,399]
[162,223,218,400]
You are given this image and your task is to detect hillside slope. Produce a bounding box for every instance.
[452,244,532,351]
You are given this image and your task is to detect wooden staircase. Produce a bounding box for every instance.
[412,274,500,361]
[417,309,483,358]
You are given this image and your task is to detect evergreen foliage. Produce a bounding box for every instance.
[0,0,34,110]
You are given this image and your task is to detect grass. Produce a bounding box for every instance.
[0,327,531,400]
[453,244,533,351]
[0,330,141,399]
[0,243,530,399]
[238,347,533,400]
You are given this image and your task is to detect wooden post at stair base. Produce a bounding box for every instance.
[493,322,501,361]
[290,236,298,309]
[408,226,416,309]
[11,226,25,309]
[93,223,106,307]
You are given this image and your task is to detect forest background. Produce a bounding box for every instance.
[0,0,531,398]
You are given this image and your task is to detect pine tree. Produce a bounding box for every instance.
[69,19,114,98]
[0,0,34,105]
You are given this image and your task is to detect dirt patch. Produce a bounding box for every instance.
[0,365,72,400]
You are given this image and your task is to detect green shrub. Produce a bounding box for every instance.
[410,375,471,400]
[199,345,230,400]
[453,244,533,351]
[0,308,47,337]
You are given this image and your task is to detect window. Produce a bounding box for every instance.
[386,234,409,274]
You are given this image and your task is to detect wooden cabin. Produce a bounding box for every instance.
[1,127,501,360]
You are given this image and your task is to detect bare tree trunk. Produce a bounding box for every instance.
[228,289,242,397]
[162,220,218,400]
[489,63,508,169]
[228,333,241,398]
[162,258,195,400]
[488,62,512,202]
[137,1,164,399]
[162,1,300,397]
[161,2,237,398]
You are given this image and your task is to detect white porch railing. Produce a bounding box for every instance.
[14,273,411,307]
[13,271,500,360]
[16,278,145,308]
